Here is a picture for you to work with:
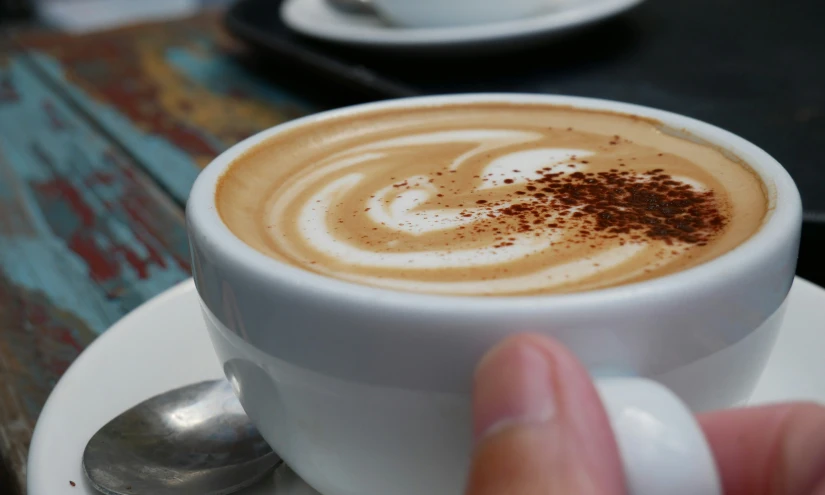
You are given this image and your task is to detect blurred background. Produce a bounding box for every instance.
[0,1,822,494]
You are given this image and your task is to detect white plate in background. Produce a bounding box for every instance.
[281,0,645,51]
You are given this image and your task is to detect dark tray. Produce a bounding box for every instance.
[225,0,825,283]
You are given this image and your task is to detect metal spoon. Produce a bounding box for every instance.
[83,380,280,495]
[326,0,376,15]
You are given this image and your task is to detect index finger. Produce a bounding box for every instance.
[699,402,825,495]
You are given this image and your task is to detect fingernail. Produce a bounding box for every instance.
[473,338,557,441]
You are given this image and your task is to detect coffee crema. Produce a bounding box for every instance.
[216,103,767,296]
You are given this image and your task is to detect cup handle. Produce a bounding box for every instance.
[595,377,722,495]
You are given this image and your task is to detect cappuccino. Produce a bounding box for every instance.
[216,103,767,296]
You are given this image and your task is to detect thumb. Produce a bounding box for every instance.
[465,333,626,495]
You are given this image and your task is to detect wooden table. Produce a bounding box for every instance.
[0,14,319,494]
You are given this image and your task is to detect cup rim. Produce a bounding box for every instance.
[187,93,801,313]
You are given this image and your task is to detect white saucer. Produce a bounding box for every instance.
[281,0,645,51]
[27,277,825,495]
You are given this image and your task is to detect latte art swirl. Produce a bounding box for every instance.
[217,103,767,296]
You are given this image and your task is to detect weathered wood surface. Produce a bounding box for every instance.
[0,15,315,493]
[16,14,314,203]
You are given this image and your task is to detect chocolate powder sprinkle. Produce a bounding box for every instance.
[456,168,726,246]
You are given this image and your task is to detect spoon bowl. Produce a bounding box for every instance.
[83,380,280,495]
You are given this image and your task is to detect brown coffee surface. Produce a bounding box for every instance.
[216,102,768,296]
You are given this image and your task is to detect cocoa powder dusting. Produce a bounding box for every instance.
[448,168,726,247]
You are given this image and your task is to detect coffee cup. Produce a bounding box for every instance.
[187,94,802,495]
[371,0,557,27]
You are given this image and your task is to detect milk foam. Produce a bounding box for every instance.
[217,103,767,296]
[276,131,603,281]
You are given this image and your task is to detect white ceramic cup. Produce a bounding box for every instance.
[371,0,556,27]
[187,94,802,495]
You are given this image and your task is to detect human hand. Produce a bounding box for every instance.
[466,333,825,495]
